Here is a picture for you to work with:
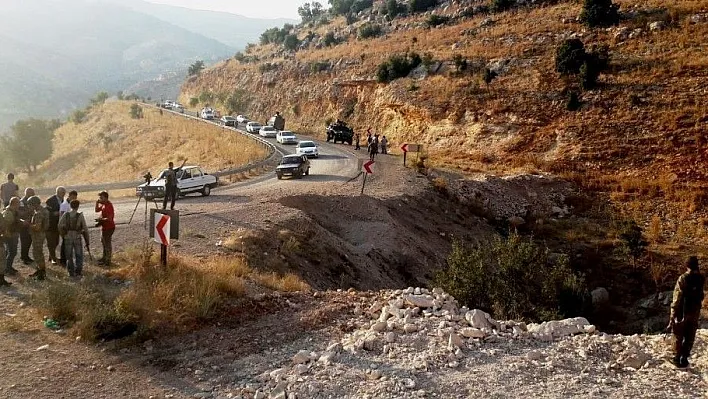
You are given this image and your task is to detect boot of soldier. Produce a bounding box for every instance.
[678,356,689,369]
[29,269,46,281]
[0,275,11,287]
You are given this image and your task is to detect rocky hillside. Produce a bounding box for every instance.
[182,0,708,223]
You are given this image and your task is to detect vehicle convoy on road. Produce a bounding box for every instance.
[259,126,277,138]
[200,107,216,120]
[220,115,237,127]
[246,122,263,133]
[326,120,354,145]
[236,115,250,124]
[267,112,285,131]
[136,165,218,199]
[276,155,311,180]
[276,130,297,144]
[295,140,319,158]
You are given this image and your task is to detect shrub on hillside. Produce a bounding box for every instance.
[491,0,516,12]
[351,0,374,13]
[129,104,143,119]
[566,91,582,111]
[377,53,422,83]
[323,32,340,47]
[434,234,587,321]
[70,109,87,124]
[555,39,586,75]
[426,14,451,27]
[189,97,199,107]
[409,0,437,13]
[384,0,404,19]
[283,34,300,51]
[616,220,648,267]
[358,23,383,39]
[580,0,619,28]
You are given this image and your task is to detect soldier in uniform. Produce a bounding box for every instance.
[668,256,705,368]
[27,196,48,280]
[0,200,9,286]
[162,162,178,211]
[58,200,90,277]
[2,197,23,276]
[19,188,36,264]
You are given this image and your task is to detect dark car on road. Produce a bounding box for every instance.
[276,155,311,180]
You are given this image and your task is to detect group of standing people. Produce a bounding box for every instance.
[354,129,388,161]
[0,173,115,285]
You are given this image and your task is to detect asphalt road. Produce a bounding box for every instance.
[109,114,361,225]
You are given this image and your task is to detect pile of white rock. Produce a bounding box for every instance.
[244,287,603,399]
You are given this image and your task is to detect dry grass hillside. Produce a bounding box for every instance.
[26,101,267,188]
[182,0,707,233]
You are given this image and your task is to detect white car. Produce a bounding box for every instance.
[246,122,263,133]
[200,107,216,120]
[236,115,250,123]
[136,165,218,199]
[172,103,185,113]
[276,130,297,144]
[296,140,319,158]
[259,126,277,138]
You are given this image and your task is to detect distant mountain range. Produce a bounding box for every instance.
[0,0,295,129]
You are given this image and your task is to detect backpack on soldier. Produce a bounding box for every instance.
[682,273,706,317]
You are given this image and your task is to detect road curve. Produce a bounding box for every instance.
[109,111,361,224]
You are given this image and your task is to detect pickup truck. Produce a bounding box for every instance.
[136,165,218,199]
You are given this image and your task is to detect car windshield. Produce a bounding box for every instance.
[263,127,275,131]
[299,142,316,148]
[224,116,235,120]
[282,132,295,137]
[281,157,302,165]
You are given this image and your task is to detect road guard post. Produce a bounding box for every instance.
[150,209,180,267]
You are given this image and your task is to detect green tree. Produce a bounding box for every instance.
[328,0,355,15]
[555,39,586,76]
[491,0,515,12]
[224,90,252,114]
[580,0,619,28]
[434,234,586,321]
[188,60,205,76]
[617,221,648,267]
[0,119,55,173]
[70,109,88,124]
[91,91,110,106]
[129,104,144,119]
[189,97,199,107]
[384,0,403,18]
[198,91,214,105]
[283,34,301,50]
[409,0,437,13]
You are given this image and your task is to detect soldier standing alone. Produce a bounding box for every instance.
[27,196,48,280]
[669,256,705,368]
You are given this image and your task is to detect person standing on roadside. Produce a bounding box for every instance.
[2,197,23,276]
[45,187,66,264]
[380,136,388,155]
[0,200,10,287]
[669,256,705,369]
[355,133,361,151]
[95,191,115,266]
[0,173,19,206]
[19,187,36,265]
[59,200,90,277]
[58,190,78,267]
[27,196,48,281]
[163,162,178,211]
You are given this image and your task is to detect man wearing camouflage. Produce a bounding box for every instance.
[58,199,90,277]
[19,188,36,265]
[27,196,49,280]
[669,256,705,368]
[2,197,23,277]
[0,200,9,286]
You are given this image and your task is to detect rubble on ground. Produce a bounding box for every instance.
[220,288,707,398]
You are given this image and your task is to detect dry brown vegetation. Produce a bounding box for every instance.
[39,241,309,342]
[184,0,707,250]
[25,101,268,188]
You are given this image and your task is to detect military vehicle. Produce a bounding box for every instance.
[268,112,286,131]
[326,120,354,145]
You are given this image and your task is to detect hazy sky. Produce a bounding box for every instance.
[145,0,304,19]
